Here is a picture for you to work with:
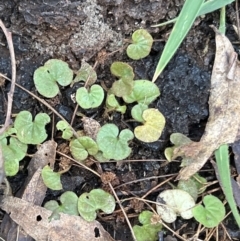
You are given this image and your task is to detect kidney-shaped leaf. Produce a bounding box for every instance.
[1,136,28,176]
[34,59,73,98]
[123,80,160,105]
[76,84,104,109]
[96,124,134,161]
[70,136,98,162]
[14,111,50,144]
[131,103,148,122]
[78,189,115,222]
[41,165,62,190]
[156,189,195,223]
[133,211,162,241]
[73,60,97,86]
[192,195,225,228]
[134,108,165,143]
[110,62,134,79]
[44,191,79,220]
[56,120,73,140]
[127,29,153,60]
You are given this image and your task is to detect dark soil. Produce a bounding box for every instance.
[0,0,240,240]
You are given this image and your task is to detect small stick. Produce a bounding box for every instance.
[236,0,240,40]
[0,20,16,135]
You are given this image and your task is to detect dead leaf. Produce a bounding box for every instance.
[175,26,240,180]
[82,117,101,140]
[0,196,115,241]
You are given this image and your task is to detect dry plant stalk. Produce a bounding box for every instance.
[175,26,240,180]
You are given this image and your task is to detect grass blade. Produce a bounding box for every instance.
[152,0,234,28]
[152,0,205,82]
[215,144,240,227]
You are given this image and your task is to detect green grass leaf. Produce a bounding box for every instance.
[215,144,240,227]
[152,0,205,82]
[34,59,73,98]
[127,29,153,60]
[78,189,115,222]
[193,195,225,228]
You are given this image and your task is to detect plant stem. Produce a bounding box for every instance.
[219,7,226,34]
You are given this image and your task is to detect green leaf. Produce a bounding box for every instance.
[178,178,198,201]
[123,80,160,105]
[170,133,192,146]
[134,109,165,143]
[131,103,148,122]
[152,0,205,82]
[41,165,62,190]
[133,211,162,241]
[96,124,134,161]
[56,120,73,140]
[127,29,153,60]
[34,59,73,98]
[215,144,240,227]
[106,94,126,114]
[78,189,115,222]
[1,136,28,176]
[73,60,97,86]
[192,195,226,228]
[76,84,104,109]
[110,62,134,79]
[70,136,98,162]
[14,111,50,144]
[156,189,195,223]
[44,191,79,220]
[164,147,174,162]
[192,173,207,194]
[152,0,234,28]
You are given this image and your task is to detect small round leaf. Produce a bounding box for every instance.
[41,165,62,190]
[127,29,153,60]
[56,120,73,140]
[123,80,160,105]
[70,136,98,162]
[76,85,104,109]
[192,195,225,228]
[106,94,126,114]
[34,59,73,98]
[78,189,115,222]
[110,62,134,79]
[134,108,165,143]
[14,111,50,144]
[156,189,195,223]
[96,124,134,161]
[131,103,148,122]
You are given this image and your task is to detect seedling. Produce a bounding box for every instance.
[76,84,104,109]
[73,60,97,86]
[110,62,134,97]
[34,59,73,98]
[123,80,160,105]
[14,111,50,144]
[106,94,126,114]
[56,120,73,140]
[78,189,115,222]
[41,165,62,190]
[126,29,153,60]
[192,195,225,228]
[133,210,162,241]
[96,123,134,161]
[134,108,165,143]
[156,189,195,223]
[131,103,148,122]
[0,129,27,176]
[70,136,98,162]
[44,191,79,220]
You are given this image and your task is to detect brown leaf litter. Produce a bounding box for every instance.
[175,26,240,180]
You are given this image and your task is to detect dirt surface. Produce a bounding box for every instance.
[0,0,240,240]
